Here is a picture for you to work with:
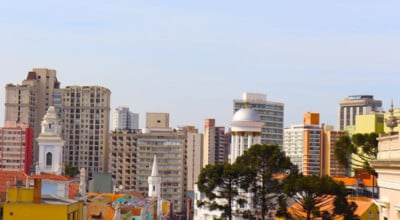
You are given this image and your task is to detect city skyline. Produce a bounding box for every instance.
[1,1,400,131]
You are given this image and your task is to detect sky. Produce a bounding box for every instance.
[1,1,400,131]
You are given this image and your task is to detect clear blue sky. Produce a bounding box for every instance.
[1,1,400,130]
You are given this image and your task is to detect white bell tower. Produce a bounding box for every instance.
[148,155,162,217]
[36,106,65,175]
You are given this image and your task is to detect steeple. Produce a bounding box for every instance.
[148,155,161,197]
[36,106,65,175]
[148,154,162,218]
[151,155,159,177]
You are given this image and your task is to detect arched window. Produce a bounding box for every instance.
[46,152,52,166]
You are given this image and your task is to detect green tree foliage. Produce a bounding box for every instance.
[64,164,79,177]
[197,163,247,220]
[235,144,298,219]
[287,175,357,220]
[334,132,378,175]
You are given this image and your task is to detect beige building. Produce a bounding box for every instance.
[109,113,187,215]
[58,85,111,179]
[109,129,138,190]
[5,68,60,166]
[370,132,400,220]
[203,119,228,166]
[183,126,203,192]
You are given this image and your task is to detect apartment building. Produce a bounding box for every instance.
[5,68,60,166]
[321,125,346,177]
[0,121,33,173]
[59,85,111,179]
[203,119,228,166]
[112,106,139,131]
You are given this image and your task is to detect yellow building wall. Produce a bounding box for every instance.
[354,113,384,134]
[7,188,34,203]
[383,109,400,133]
[358,203,379,220]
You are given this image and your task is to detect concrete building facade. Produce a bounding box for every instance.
[370,133,400,220]
[233,92,284,147]
[59,85,111,179]
[109,113,187,215]
[203,119,228,166]
[109,129,138,190]
[0,121,33,173]
[338,95,383,131]
[284,112,322,176]
[184,126,203,192]
[112,106,139,131]
[4,68,60,167]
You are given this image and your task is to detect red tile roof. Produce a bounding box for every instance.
[0,171,29,202]
[69,183,80,199]
[30,173,72,181]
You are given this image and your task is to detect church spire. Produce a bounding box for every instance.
[151,155,159,177]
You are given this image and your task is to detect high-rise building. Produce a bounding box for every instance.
[136,113,186,214]
[321,125,346,177]
[109,129,138,190]
[109,113,187,214]
[59,86,111,179]
[0,121,33,173]
[183,126,203,192]
[338,95,383,130]
[112,106,139,131]
[5,68,60,166]
[203,119,228,166]
[283,112,322,176]
[233,92,284,147]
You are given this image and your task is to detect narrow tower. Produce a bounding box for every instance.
[148,155,162,218]
[36,106,65,175]
[230,108,263,163]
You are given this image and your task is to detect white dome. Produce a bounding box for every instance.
[232,108,260,122]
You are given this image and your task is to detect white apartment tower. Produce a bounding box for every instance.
[338,95,382,130]
[283,113,322,176]
[112,106,139,131]
[233,92,284,147]
[59,86,111,179]
[5,68,60,166]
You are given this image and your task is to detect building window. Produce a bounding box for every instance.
[46,152,52,166]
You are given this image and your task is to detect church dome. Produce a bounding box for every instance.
[232,108,260,122]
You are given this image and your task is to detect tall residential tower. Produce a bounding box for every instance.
[112,106,139,131]
[4,68,60,166]
[59,85,111,179]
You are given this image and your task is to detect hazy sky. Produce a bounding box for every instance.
[1,1,400,130]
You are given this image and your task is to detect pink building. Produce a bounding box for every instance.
[0,121,33,173]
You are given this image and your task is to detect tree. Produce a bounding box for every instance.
[334,132,378,175]
[286,175,357,220]
[64,164,79,177]
[197,163,247,220]
[235,144,298,219]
